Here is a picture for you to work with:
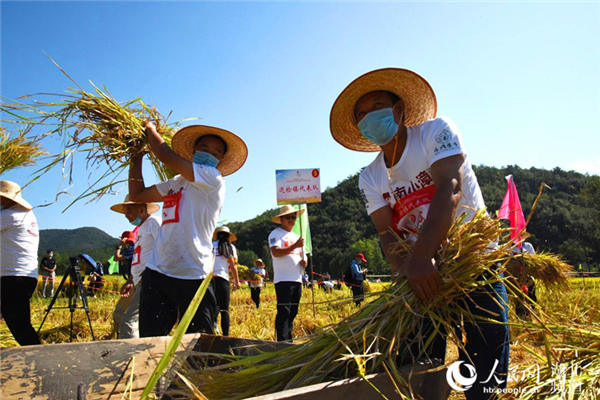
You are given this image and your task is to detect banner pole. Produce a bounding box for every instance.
[296,203,315,317]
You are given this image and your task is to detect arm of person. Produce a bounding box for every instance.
[114,241,126,261]
[120,276,134,297]
[405,154,465,300]
[128,151,163,203]
[228,258,241,290]
[144,121,196,182]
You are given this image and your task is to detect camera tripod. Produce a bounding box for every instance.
[37,256,96,342]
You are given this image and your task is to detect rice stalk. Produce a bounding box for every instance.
[0,126,48,173]
[166,211,525,399]
[1,66,190,208]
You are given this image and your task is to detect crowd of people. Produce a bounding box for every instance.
[1,67,515,399]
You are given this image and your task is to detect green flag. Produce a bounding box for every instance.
[107,255,119,274]
[291,204,312,254]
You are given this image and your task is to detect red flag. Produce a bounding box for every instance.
[497,174,526,248]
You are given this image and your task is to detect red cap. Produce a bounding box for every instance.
[356,253,367,263]
[121,231,135,242]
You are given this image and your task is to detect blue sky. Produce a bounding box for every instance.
[1,1,599,239]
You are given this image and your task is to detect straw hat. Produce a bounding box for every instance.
[330,68,437,152]
[212,226,238,242]
[0,180,32,210]
[171,125,248,176]
[271,205,305,224]
[110,195,160,214]
[255,258,265,266]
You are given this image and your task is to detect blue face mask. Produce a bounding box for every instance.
[130,217,142,226]
[193,150,219,168]
[357,107,399,146]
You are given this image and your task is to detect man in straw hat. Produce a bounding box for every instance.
[110,195,161,338]
[330,68,509,398]
[268,205,307,342]
[249,258,266,308]
[0,180,41,345]
[128,121,247,337]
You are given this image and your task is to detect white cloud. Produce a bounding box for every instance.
[568,158,600,176]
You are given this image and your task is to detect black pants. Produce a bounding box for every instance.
[351,284,364,306]
[250,287,261,308]
[0,276,41,346]
[274,281,301,342]
[139,269,217,337]
[213,276,231,336]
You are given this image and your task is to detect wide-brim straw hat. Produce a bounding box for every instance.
[0,180,32,210]
[330,68,437,152]
[255,258,265,266]
[110,195,160,214]
[271,204,305,224]
[212,226,238,242]
[171,125,248,176]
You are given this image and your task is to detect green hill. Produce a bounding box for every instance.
[38,227,118,274]
[230,166,599,279]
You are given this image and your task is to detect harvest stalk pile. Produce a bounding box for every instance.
[159,211,585,400]
[1,71,187,208]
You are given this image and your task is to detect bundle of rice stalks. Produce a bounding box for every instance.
[0,126,47,173]
[1,62,188,208]
[506,251,572,290]
[165,211,519,399]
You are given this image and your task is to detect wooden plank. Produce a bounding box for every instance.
[0,333,203,400]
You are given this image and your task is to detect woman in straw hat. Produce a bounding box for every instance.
[128,121,247,337]
[330,68,509,399]
[268,205,307,342]
[211,226,241,336]
[110,195,161,339]
[0,180,41,345]
[249,258,266,308]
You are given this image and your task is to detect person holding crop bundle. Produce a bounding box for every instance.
[211,226,241,336]
[129,121,248,337]
[330,68,509,399]
[269,205,307,342]
[110,195,161,338]
[249,259,267,308]
[0,180,41,346]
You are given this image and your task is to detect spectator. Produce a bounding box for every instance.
[39,249,57,298]
[350,253,368,306]
[212,226,241,336]
[249,259,266,308]
[0,180,41,346]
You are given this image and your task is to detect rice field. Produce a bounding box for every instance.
[1,275,599,398]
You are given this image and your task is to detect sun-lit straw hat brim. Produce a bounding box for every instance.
[330,68,437,152]
[212,226,238,242]
[110,202,160,215]
[271,205,305,224]
[171,125,248,177]
[0,180,32,210]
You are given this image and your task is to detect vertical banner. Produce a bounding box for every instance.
[276,168,321,205]
[291,204,312,254]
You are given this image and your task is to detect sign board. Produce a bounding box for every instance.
[276,168,321,205]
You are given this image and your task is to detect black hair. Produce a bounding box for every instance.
[384,91,401,105]
[217,231,234,258]
[195,134,228,154]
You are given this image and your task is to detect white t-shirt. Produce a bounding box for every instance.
[269,227,305,284]
[212,240,238,281]
[130,214,161,286]
[147,164,225,279]
[1,207,39,279]
[359,117,485,238]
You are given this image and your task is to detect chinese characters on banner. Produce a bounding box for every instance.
[275,168,321,205]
